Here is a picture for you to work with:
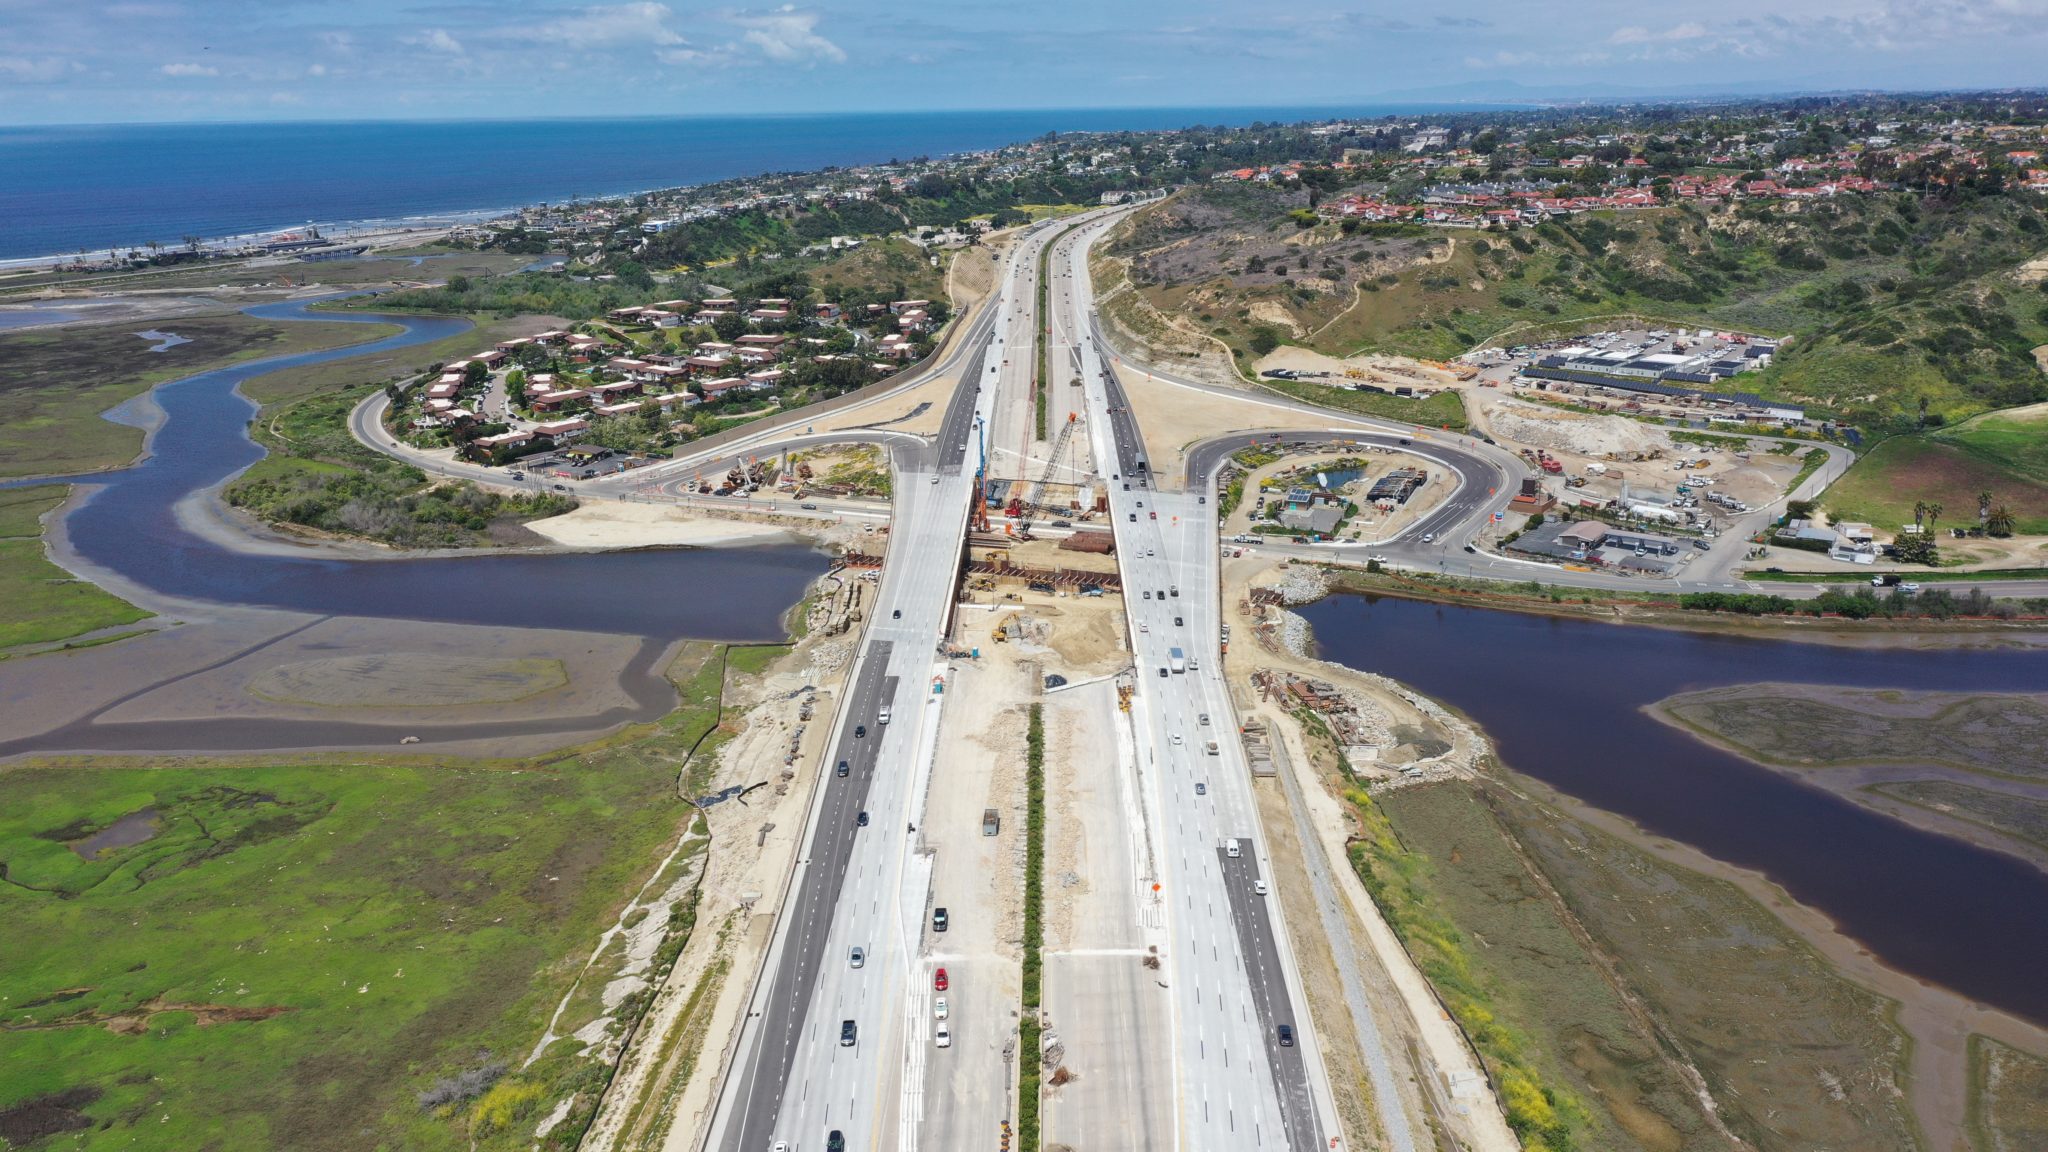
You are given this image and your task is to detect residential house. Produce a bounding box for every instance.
[530,418,590,443]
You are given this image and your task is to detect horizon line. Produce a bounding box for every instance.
[11,85,2029,131]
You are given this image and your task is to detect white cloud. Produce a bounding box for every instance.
[0,55,78,82]
[731,6,845,64]
[506,2,685,48]
[160,62,220,77]
[1610,22,1708,44]
[404,28,465,55]
[1463,50,1535,69]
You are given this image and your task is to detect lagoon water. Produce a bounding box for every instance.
[0,105,1490,262]
[1299,592,2048,1028]
[59,298,826,641]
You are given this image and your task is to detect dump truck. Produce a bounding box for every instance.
[982,809,1000,836]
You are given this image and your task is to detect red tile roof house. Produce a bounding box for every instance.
[736,347,781,365]
[528,388,591,413]
[683,355,732,376]
[889,299,931,315]
[691,308,735,325]
[474,430,535,455]
[701,298,739,309]
[653,298,696,312]
[473,350,507,367]
[607,306,649,322]
[590,380,644,400]
[594,401,646,418]
[743,368,787,388]
[734,333,788,347]
[697,377,749,399]
[747,307,791,322]
[426,382,462,401]
[897,309,930,332]
[814,302,843,322]
[530,418,590,443]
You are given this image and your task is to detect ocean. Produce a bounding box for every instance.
[0,106,1493,263]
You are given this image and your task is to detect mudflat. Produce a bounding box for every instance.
[1652,682,2048,870]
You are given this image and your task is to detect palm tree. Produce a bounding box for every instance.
[1978,491,1993,529]
[1912,500,1929,531]
[1925,502,1943,535]
[1988,505,2017,537]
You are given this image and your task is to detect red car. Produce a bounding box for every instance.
[933,967,949,991]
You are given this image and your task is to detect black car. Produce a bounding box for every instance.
[836,759,849,778]
[1052,519,1072,528]
[840,1020,857,1046]
[855,725,866,738]
[1174,616,1183,626]
[828,1131,846,1152]
[892,609,902,619]
[1159,667,1169,678]
[1398,438,1411,446]
[1277,1024,1295,1047]
[857,811,869,827]
[932,906,949,932]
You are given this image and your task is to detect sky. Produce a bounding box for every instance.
[2,0,2046,124]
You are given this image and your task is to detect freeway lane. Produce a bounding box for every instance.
[709,215,1071,1152]
[716,646,897,1150]
[1053,210,1330,1150]
[1217,848,1318,1150]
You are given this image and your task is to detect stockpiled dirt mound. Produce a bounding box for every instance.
[1488,399,1670,459]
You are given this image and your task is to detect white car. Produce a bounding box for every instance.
[1170,733,1183,746]
[1253,880,1269,896]
[934,996,949,1020]
[935,1023,952,1048]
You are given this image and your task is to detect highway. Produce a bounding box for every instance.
[704,211,1140,1152]
[1051,210,1334,1151]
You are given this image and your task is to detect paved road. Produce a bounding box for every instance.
[1217,848,1318,1151]
[717,651,898,1148]
[708,214,1097,1152]
[1054,210,1333,1151]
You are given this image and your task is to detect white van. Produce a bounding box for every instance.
[1225,838,1242,859]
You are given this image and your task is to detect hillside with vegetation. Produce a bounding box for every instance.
[1103,182,2048,431]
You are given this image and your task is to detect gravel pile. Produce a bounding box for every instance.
[1489,401,1669,459]
[807,640,851,675]
[1272,565,1331,605]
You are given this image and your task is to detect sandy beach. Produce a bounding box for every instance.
[521,500,810,549]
